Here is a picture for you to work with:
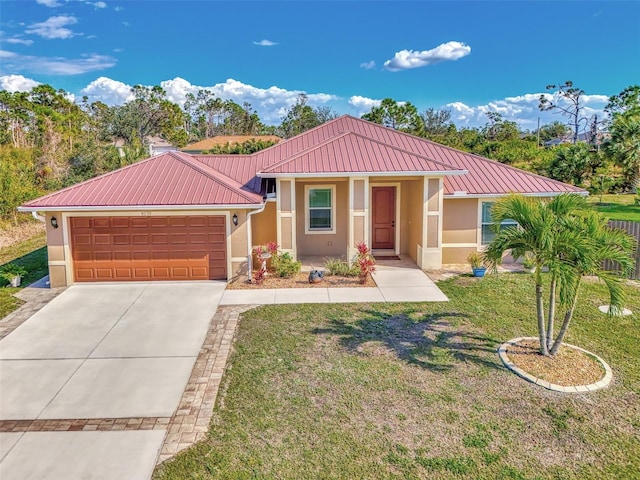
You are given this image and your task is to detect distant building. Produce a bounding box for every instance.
[182,135,281,153]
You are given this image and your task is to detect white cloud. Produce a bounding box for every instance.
[114,6,123,11]
[1,50,116,75]
[88,1,107,8]
[163,77,337,123]
[25,15,79,40]
[79,76,337,123]
[81,76,134,104]
[360,60,375,70]
[348,95,381,115]
[36,0,62,7]
[122,21,131,27]
[5,37,34,46]
[384,41,471,72]
[0,74,40,92]
[253,39,278,47]
[445,91,609,129]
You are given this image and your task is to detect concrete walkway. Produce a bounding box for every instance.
[0,282,227,480]
[220,256,448,305]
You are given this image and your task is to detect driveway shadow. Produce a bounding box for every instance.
[312,309,501,373]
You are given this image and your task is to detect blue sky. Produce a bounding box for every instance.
[1,0,639,129]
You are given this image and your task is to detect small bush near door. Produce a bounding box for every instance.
[273,252,301,278]
[324,258,359,277]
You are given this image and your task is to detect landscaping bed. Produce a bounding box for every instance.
[505,339,605,386]
[227,272,376,289]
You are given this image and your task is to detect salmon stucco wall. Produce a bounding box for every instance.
[296,180,348,257]
[251,201,277,248]
[442,198,478,244]
[45,211,67,287]
[404,179,424,263]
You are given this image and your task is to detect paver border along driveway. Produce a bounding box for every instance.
[0,281,226,480]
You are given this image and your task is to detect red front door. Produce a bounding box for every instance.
[372,187,396,250]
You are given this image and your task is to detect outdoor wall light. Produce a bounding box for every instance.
[232,213,238,226]
[50,216,59,229]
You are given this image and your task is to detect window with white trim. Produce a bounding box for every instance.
[305,185,335,234]
[481,202,518,245]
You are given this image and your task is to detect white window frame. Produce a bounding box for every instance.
[480,201,518,245]
[305,185,336,234]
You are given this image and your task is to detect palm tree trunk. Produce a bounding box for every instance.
[536,279,549,356]
[550,280,581,355]
[546,278,556,351]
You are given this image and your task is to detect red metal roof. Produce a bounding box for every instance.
[21,151,263,209]
[21,115,584,210]
[259,131,464,175]
[254,116,586,195]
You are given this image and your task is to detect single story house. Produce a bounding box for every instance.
[19,115,585,287]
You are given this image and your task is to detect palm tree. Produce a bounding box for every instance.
[606,109,640,192]
[549,211,635,355]
[484,194,634,356]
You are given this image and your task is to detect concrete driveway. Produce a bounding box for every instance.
[0,281,226,480]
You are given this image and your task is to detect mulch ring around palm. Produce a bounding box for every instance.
[227,272,376,289]
[506,339,605,386]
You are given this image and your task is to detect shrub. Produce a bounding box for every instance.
[0,263,28,283]
[274,252,301,278]
[324,258,359,277]
[252,265,267,284]
[355,242,376,284]
[467,251,484,269]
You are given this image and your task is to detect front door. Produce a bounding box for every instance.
[372,186,396,250]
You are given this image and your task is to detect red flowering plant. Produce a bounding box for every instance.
[252,264,267,284]
[355,242,376,284]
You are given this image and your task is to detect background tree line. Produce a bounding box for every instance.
[0,82,638,226]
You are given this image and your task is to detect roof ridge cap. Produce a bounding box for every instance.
[345,130,463,171]
[170,152,262,203]
[259,130,353,173]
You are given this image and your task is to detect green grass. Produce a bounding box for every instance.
[0,232,48,318]
[588,193,640,222]
[154,274,640,480]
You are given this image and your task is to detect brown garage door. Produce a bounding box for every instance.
[70,216,227,282]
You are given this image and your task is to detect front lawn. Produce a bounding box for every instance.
[0,232,48,318]
[154,274,640,480]
[588,193,640,222]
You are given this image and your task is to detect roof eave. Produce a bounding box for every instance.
[17,203,265,213]
[443,191,588,199]
[257,170,468,178]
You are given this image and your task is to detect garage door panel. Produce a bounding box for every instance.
[95,251,112,261]
[94,218,110,228]
[169,234,188,244]
[115,268,133,279]
[151,234,168,244]
[132,234,149,245]
[113,251,131,261]
[113,235,130,245]
[93,235,111,245]
[150,218,168,227]
[71,216,226,282]
[112,218,130,228]
[131,218,149,228]
[133,268,150,279]
[95,269,114,279]
[73,234,92,246]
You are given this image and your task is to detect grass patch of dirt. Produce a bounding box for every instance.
[506,339,605,386]
[227,271,376,289]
